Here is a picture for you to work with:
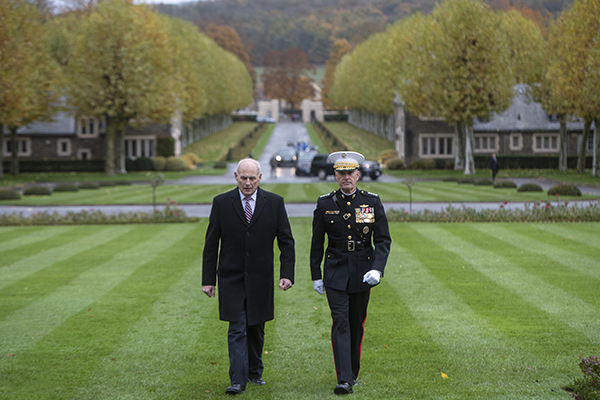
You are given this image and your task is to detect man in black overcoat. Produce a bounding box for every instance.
[202,158,295,395]
[490,152,499,181]
[310,151,391,395]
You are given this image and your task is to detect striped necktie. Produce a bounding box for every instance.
[244,196,252,222]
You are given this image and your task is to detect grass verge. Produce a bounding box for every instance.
[1,181,598,206]
[322,122,395,160]
[1,221,598,399]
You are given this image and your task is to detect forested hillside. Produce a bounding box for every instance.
[156,0,573,65]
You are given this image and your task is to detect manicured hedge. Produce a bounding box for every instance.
[23,186,51,196]
[0,189,21,200]
[474,155,593,170]
[517,183,544,192]
[156,136,175,158]
[548,184,582,196]
[2,159,104,173]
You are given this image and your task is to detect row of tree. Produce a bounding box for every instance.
[327,0,599,176]
[0,0,253,177]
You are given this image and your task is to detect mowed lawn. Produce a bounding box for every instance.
[1,221,599,399]
[2,181,599,206]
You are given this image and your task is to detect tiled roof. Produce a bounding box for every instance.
[2,112,75,135]
[474,85,590,132]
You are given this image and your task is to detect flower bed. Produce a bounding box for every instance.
[0,201,199,226]
[387,201,600,223]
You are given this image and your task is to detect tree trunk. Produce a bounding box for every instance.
[454,121,465,171]
[558,117,568,172]
[105,117,116,176]
[577,119,592,174]
[464,123,476,175]
[115,125,125,174]
[593,118,600,177]
[0,123,4,179]
[9,126,19,175]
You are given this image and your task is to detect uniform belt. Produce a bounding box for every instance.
[329,239,371,252]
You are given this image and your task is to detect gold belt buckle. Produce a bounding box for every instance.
[347,240,355,251]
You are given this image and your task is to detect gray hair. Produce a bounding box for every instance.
[237,158,261,175]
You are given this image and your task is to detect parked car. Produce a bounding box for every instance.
[310,154,382,180]
[295,150,318,176]
[310,154,335,180]
[359,160,383,180]
[275,147,297,167]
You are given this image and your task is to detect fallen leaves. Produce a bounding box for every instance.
[7,353,14,357]
[441,372,449,379]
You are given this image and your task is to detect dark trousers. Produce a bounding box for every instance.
[326,287,370,383]
[227,304,265,386]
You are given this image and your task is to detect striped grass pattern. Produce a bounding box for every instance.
[1,221,599,399]
[3,182,598,206]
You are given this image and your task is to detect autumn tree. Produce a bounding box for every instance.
[202,23,257,94]
[0,0,61,177]
[546,0,600,175]
[262,48,315,110]
[399,0,514,174]
[64,0,177,176]
[322,39,352,109]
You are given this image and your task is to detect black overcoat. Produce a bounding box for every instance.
[202,187,295,326]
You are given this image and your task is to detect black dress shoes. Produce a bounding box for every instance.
[334,382,353,395]
[225,384,245,395]
[248,377,266,385]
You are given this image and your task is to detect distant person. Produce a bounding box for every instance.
[202,158,295,395]
[490,153,499,181]
[270,156,278,178]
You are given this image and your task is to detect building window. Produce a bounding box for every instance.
[57,139,72,156]
[509,133,523,151]
[78,117,99,138]
[473,134,498,153]
[77,148,92,160]
[3,138,32,157]
[124,136,156,159]
[419,134,454,158]
[532,133,559,152]
[587,132,595,152]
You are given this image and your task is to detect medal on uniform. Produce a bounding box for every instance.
[363,226,369,234]
[355,207,375,223]
[343,213,350,220]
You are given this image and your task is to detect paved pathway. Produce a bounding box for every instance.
[2,122,600,218]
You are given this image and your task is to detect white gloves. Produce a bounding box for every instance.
[313,279,325,295]
[363,269,381,286]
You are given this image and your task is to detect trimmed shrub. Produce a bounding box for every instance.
[99,181,117,187]
[378,151,397,165]
[23,186,51,196]
[182,153,201,166]
[78,182,100,190]
[474,179,494,186]
[410,158,435,169]
[134,157,154,171]
[53,184,79,192]
[166,156,190,171]
[517,183,543,192]
[548,184,582,197]
[0,189,21,200]
[494,180,517,189]
[434,159,455,169]
[442,177,458,182]
[152,156,167,171]
[457,178,475,184]
[156,136,175,157]
[214,160,228,169]
[386,157,404,170]
[116,180,132,185]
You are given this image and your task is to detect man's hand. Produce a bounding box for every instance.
[313,279,325,295]
[363,270,381,286]
[279,278,293,291]
[202,285,215,298]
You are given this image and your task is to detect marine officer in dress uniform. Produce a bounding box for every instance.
[310,151,392,395]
